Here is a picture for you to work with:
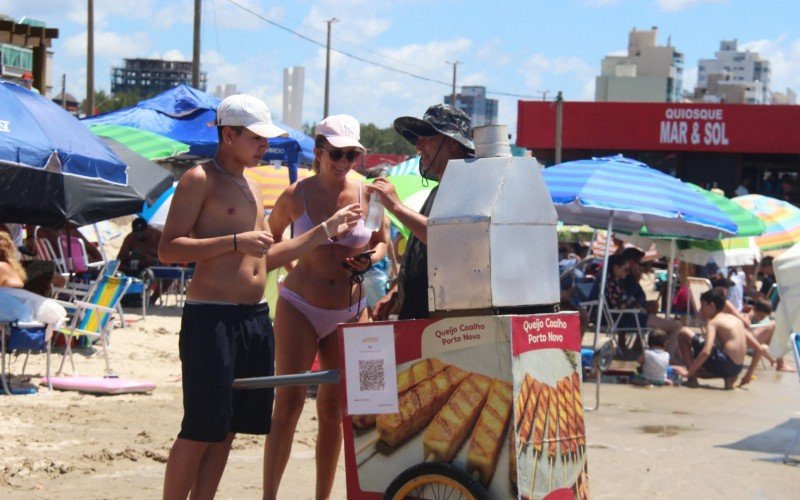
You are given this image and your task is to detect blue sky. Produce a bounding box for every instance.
[2,0,798,136]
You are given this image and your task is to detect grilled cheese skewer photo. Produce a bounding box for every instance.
[466,379,513,486]
[354,358,446,430]
[515,374,533,432]
[397,358,446,394]
[571,371,587,451]
[376,365,468,447]
[528,384,550,500]
[545,382,560,491]
[518,378,541,444]
[423,373,492,462]
[561,378,579,457]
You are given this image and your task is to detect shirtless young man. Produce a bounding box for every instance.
[159,95,361,500]
[678,289,752,390]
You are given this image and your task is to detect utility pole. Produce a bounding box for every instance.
[86,0,94,116]
[61,74,67,110]
[446,61,460,108]
[555,91,563,165]
[192,0,201,88]
[323,17,339,118]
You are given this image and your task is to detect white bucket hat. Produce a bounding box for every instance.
[315,114,365,151]
[211,94,287,138]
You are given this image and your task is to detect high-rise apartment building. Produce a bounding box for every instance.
[444,85,498,127]
[111,58,206,96]
[595,27,683,102]
[695,40,771,104]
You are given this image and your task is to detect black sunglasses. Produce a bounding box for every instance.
[324,147,361,162]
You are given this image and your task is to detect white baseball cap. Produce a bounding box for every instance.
[211,94,288,138]
[315,114,365,151]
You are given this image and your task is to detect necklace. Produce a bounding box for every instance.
[211,159,256,205]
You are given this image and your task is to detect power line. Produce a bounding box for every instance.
[222,0,541,99]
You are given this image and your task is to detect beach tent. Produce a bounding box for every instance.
[82,85,314,182]
[0,81,169,226]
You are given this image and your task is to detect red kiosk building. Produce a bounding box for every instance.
[517,101,800,198]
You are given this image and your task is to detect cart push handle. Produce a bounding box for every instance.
[233,369,340,390]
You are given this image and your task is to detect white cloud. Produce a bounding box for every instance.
[286,36,474,127]
[656,0,728,12]
[741,35,800,92]
[682,66,698,93]
[163,49,188,61]
[519,53,596,100]
[209,0,284,31]
[474,39,512,69]
[64,31,152,61]
[302,1,393,49]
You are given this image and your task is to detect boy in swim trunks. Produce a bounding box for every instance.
[678,289,748,390]
[160,95,361,500]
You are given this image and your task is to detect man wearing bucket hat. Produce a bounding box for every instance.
[367,104,474,320]
[159,94,361,499]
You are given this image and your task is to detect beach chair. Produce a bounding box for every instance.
[1,288,67,395]
[605,307,652,358]
[1,321,54,395]
[141,265,194,310]
[687,277,712,333]
[56,274,132,377]
[57,235,104,276]
[33,237,71,286]
[785,332,800,465]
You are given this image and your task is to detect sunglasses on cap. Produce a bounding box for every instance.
[324,147,361,162]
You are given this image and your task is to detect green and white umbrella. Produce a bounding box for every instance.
[89,124,190,161]
[366,174,437,239]
[639,183,766,266]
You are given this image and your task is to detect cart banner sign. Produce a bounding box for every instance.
[513,315,582,355]
[338,312,585,499]
[517,101,800,155]
[343,323,399,415]
[511,312,587,500]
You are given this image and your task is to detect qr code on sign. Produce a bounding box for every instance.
[359,359,385,392]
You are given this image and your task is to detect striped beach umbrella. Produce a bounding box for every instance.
[244,166,363,210]
[387,156,420,176]
[638,183,766,267]
[733,194,800,252]
[365,174,437,238]
[544,156,737,239]
[89,124,189,161]
[543,155,737,362]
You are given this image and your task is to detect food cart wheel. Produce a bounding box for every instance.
[383,461,489,500]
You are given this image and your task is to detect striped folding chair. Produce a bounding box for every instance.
[56,274,132,377]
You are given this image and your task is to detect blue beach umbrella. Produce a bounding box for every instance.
[543,155,737,408]
[0,81,153,226]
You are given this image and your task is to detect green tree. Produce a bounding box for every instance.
[81,88,162,116]
[359,123,415,155]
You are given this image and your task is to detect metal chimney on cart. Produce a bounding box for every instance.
[427,125,560,316]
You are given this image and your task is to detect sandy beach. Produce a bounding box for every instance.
[1,306,798,499]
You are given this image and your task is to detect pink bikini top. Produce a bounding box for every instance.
[293,181,372,248]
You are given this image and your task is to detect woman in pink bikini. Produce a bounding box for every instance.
[264,114,387,499]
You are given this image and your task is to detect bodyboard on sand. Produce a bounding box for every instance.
[41,376,155,394]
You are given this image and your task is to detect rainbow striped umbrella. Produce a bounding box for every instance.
[244,166,363,210]
[733,194,800,251]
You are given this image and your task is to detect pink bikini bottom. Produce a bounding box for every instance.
[278,287,365,340]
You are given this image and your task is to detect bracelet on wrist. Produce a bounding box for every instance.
[233,233,238,251]
[321,221,337,242]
